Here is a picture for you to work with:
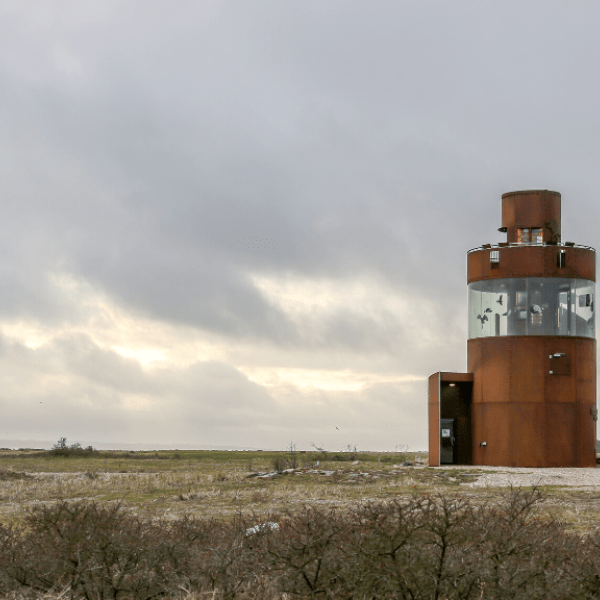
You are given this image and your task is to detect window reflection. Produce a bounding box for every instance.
[517,228,530,243]
[516,227,543,244]
[468,278,595,339]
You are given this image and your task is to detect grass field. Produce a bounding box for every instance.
[0,448,598,530]
[0,448,428,522]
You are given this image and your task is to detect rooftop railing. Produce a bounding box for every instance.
[467,242,596,254]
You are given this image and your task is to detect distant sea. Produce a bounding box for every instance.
[0,439,268,451]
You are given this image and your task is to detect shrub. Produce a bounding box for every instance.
[272,456,287,473]
[0,489,597,599]
[48,438,98,457]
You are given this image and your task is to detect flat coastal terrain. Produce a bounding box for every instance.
[0,449,599,531]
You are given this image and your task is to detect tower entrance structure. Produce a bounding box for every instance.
[428,190,597,467]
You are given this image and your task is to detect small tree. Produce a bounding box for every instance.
[49,438,97,457]
[53,437,68,451]
[287,441,298,469]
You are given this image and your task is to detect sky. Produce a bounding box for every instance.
[1,1,600,451]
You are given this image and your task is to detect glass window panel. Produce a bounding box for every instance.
[468,277,595,339]
[532,228,543,244]
[575,281,595,338]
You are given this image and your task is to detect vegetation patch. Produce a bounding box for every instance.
[0,469,31,481]
[0,488,598,599]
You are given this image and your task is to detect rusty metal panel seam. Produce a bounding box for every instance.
[437,372,441,467]
[509,337,513,463]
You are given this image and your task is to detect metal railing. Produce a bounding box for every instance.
[467,242,596,254]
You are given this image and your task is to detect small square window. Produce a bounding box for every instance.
[490,250,499,268]
[517,228,530,243]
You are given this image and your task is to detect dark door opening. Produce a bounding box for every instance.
[440,381,473,465]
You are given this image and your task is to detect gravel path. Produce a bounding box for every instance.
[435,466,600,489]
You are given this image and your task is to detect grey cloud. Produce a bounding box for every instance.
[52,333,276,414]
[1,2,600,448]
[52,334,149,394]
[244,380,427,452]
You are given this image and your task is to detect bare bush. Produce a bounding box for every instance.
[0,489,597,599]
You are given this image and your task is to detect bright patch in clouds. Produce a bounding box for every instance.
[251,273,410,317]
[250,271,447,345]
[239,366,425,391]
[47,273,227,368]
[112,346,166,365]
[1,322,48,350]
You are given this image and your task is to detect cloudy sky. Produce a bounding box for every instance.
[1,1,599,451]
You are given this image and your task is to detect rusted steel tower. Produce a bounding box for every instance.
[429,190,596,467]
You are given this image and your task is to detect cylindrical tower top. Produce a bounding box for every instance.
[501,189,561,244]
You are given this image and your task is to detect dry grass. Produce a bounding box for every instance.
[0,449,599,529]
[0,450,429,522]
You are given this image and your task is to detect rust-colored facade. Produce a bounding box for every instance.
[429,190,597,467]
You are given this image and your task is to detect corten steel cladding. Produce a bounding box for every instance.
[468,337,595,466]
[467,190,596,467]
[428,373,441,467]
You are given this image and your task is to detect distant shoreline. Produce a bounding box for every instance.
[0,440,426,453]
[0,439,267,452]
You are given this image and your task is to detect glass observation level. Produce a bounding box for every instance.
[469,277,595,339]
